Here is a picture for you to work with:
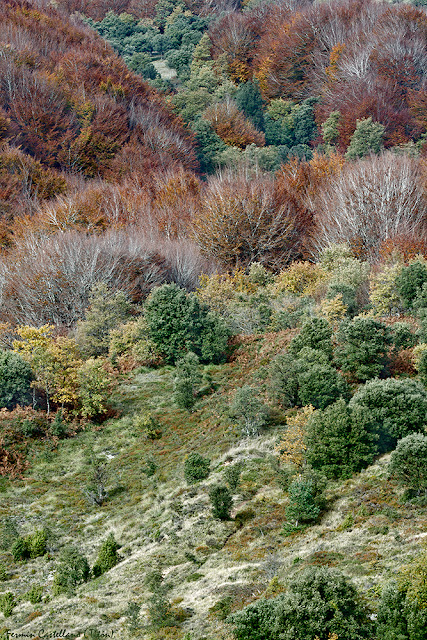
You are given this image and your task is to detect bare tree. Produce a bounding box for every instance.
[313,152,427,262]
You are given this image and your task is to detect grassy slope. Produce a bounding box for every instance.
[0,332,426,639]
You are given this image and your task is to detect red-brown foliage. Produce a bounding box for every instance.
[0,0,198,180]
[204,99,265,148]
[192,167,313,270]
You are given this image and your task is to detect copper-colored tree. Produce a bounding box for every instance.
[192,168,313,270]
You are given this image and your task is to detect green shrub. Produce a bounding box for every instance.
[306,398,378,478]
[184,453,210,484]
[11,536,30,561]
[145,569,175,629]
[0,592,16,617]
[270,353,299,408]
[27,529,47,559]
[389,433,427,495]
[0,566,7,581]
[135,414,162,440]
[223,462,243,492]
[173,352,202,411]
[92,533,119,578]
[391,322,417,350]
[396,260,427,309]
[289,317,333,359]
[26,584,43,604]
[77,358,113,419]
[286,475,322,526]
[76,284,132,357]
[49,410,68,438]
[229,385,269,437]
[144,283,229,364]
[0,517,19,551]
[209,484,233,520]
[349,378,427,453]
[377,555,427,640]
[297,363,349,410]
[53,546,90,595]
[334,316,392,381]
[228,566,371,640]
[0,350,33,410]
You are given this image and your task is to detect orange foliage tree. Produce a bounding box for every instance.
[192,167,313,270]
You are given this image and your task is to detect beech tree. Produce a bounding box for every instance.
[192,168,313,270]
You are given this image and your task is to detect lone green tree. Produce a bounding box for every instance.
[389,433,427,496]
[345,117,385,159]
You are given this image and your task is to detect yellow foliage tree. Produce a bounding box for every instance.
[275,405,314,469]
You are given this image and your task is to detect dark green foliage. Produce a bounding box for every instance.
[235,81,265,131]
[0,592,15,617]
[76,284,132,357]
[53,546,90,595]
[11,536,30,561]
[271,348,348,410]
[83,449,109,506]
[10,529,46,562]
[297,363,350,410]
[26,584,43,604]
[125,601,141,633]
[334,316,392,381]
[144,284,229,364]
[209,484,233,520]
[396,260,427,309]
[92,533,119,578]
[391,322,417,350]
[0,517,19,551]
[306,399,378,478]
[286,475,322,525]
[228,566,371,640]
[229,385,269,437]
[184,452,210,484]
[377,579,427,640]
[349,378,427,453]
[173,351,201,411]
[192,118,226,174]
[289,317,333,359]
[49,410,68,438]
[0,350,33,410]
[223,462,243,492]
[28,529,47,558]
[270,353,299,408]
[389,433,427,494]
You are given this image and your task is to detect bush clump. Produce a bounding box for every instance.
[11,529,47,561]
[286,470,325,526]
[229,385,270,437]
[184,453,210,484]
[53,546,90,595]
[306,399,378,479]
[389,433,427,496]
[377,554,427,640]
[173,351,202,411]
[144,283,230,364]
[209,484,233,520]
[396,260,427,310]
[92,533,120,578]
[349,378,427,453]
[0,350,33,410]
[334,316,392,381]
[0,592,16,617]
[288,317,333,359]
[228,566,371,640]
